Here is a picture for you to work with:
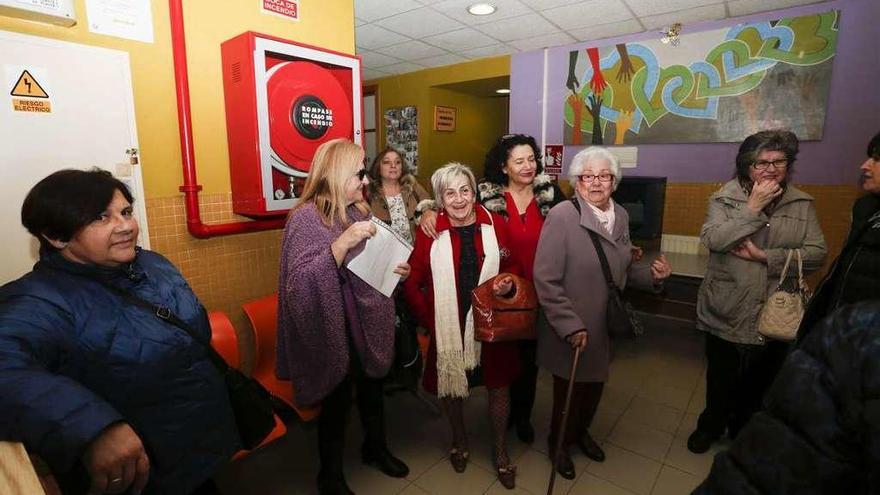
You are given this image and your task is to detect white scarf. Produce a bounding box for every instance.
[430,207,500,398]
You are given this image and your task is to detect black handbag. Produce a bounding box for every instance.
[572,198,644,338]
[66,275,278,450]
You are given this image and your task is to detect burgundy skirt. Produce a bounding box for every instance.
[422,327,521,395]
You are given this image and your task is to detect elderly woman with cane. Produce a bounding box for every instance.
[534,147,671,480]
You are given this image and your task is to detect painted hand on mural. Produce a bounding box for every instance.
[567,50,580,92]
[562,11,838,145]
[614,110,634,145]
[615,44,635,83]
[800,72,818,101]
[586,47,608,95]
[776,69,795,86]
[587,94,604,145]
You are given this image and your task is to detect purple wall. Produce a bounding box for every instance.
[510,0,880,185]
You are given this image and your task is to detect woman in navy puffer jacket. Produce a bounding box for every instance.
[0,169,239,495]
[693,300,880,494]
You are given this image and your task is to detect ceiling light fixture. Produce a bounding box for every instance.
[467,3,496,16]
[495,88,510,94]
[660,22,682,46]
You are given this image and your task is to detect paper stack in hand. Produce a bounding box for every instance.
[347,218,413,297]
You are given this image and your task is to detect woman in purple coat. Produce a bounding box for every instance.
[534,147,672,480]
[276,139,410,495]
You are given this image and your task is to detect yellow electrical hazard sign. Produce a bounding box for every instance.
[10,70,48,98]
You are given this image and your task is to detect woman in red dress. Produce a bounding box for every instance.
[403,163,521,489]
[471,134,566,442]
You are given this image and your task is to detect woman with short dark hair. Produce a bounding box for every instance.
[687,130,827,454]
[1,169,239,495]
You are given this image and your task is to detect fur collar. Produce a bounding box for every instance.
[478,174,557,218]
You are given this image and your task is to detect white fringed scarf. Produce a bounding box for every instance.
[430,208,500,398]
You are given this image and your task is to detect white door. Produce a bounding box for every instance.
[0,30,148,283]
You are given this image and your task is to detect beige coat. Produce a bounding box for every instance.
[367,177,430,241]
[696,180,827,345]
[534,197,654,382]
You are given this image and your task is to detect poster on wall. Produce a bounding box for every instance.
[385,106,418,173]
[543,144,563,180]
[563,10,839,145]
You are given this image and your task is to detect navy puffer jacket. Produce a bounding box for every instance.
[693,301,880,494]
[0,248,239,494]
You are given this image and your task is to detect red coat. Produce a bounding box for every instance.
[403,205,521,394]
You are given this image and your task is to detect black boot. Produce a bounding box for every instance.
[362,443,409,478]
[361,416,409,478]
[547,438,575,480]
[318,440,354,495]
[576,433,605,462]
[317,476,355,495]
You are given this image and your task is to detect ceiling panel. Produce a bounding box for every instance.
[379,8,465,37]
[355,0,833,79]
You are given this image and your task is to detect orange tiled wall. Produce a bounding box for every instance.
[663,182,863,284]
[145,193,282,371]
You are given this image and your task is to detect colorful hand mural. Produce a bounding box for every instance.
[563,11,839,145]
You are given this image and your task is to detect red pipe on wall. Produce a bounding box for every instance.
[168,0,286,239]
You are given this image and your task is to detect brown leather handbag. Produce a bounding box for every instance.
[472,273,539,342]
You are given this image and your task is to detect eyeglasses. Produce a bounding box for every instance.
[752,159,788,171]
[354,168,368,181]
[442,186,474,201]
[577,173,614,183]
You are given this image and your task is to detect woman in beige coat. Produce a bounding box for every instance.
[534,147,671,480]
[366,147,431,245]
[687,130,827,455]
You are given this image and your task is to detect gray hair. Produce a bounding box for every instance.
[431,162,476,209]
[568,146,622,191]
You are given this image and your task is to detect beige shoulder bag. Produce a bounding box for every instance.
[758,249,809,341]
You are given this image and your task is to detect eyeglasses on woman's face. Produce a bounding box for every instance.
[577,173,614,183]
[752,159,788,171]
[354,168,368,181]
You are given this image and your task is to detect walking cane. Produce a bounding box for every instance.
[547,345,583,495]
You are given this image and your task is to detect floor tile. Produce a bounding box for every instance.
[664,438,722,479]
[346,462,411,495]
[607,420,674,462]
[651,465,703,495]
[636,382,692,411]
[622,396,684,434]
[586,445,662,495]
[676,413,699,439]
[413,456,496,495]
[512,448,587,495]
[569,473,638,495]
[399,484,432,495]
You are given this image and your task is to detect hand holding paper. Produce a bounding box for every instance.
[347,218,413,297]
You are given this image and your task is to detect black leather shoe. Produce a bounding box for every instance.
[515,419,535,444]
[687,430,719,454]
[362,445,410,478]
[317,477,355,495]
[577,434,605,462]
[554,450,576,480]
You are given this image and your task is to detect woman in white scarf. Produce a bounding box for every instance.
[402,163,521,490]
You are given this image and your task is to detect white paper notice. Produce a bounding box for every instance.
[347,219,413,298]
[85,0,154,43]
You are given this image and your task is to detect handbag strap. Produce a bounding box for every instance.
[47,266,233,375]
[100,282,233,374]
[571,198,619,292]
[775,249,806,293]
